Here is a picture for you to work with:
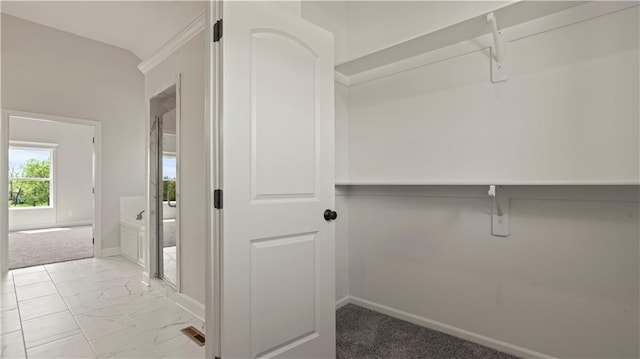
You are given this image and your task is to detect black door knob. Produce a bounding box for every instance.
[324,209,338,221]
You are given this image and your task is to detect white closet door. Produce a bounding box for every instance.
[220,2,335,358]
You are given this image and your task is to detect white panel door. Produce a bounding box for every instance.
[220,2,335,358]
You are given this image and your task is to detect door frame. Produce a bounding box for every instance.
[146,74,182,292]
[0,109,102,273]
[205,0,221,358]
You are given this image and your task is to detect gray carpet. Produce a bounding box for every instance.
[9,226,93,269]
[337,304,520,359]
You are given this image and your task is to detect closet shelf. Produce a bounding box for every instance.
[334,1,620,86]
[335,180,640,186]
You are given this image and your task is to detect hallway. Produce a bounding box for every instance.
[1,256,204,358]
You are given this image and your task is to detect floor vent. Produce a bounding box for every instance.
[181,326,205,347]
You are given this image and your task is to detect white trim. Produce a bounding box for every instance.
[8,142,56,211]
[0,115,8,273]
[8,220,92,232]
[0,13,3,273]
[336,2,638,87]
[335,296,350,309]
[1,109,102,271]
[205,1,221,358]
[174,74,182,293]
[9,141,59,149]
[345,296,556,359]
[8,206,54,212]
[100,247,121,257]
[138,11,206,74]
[58,220,93,228]
[175,293,206,322]
[148,276,205,322]
[141,271,151,287]
[146,75,182,292]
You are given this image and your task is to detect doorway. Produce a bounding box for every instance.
[149,80,180,289]
[0,111,102,271]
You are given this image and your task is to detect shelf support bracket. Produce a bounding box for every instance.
[488,185,509,237]
[487,13,508,83]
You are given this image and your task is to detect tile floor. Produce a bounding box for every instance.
[1,256,204,358]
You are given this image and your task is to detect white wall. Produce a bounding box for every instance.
[347,6,639,184]
[1,14,145,251]
[335,187,349,302]
[325,4,640,358]
[302,1,349,64]
[9,118,93,231]
[344,186,639,358]
[334,83,349,182]
[144,32,206,304]
[334,83,350,301]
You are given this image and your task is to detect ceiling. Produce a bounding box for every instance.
[1,1,206,61]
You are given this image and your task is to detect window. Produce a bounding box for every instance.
[8,145,55,209]
[162,155,176,202]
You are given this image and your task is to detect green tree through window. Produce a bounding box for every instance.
[8,148,52,208]
[163,155,176,202]
[163,179,176,202]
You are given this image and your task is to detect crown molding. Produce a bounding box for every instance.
[138,10,206,74]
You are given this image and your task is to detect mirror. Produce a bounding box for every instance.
[149,82,179,288]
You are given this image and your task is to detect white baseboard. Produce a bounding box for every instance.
[100,247,121,257]
[9,220,93,232]
[174,293,205,322]
[147,277,205,322]
[147,276,164,292]
[56,220,93,228]
[141,271,150,286]
[341,296,555,359]
[335,296,351,309]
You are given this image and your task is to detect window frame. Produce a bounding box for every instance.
[8,141,58,210]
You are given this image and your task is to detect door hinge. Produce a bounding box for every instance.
[213,19,223,42]
[92,187,95,194]
[214,189,223,209]
[92,137,95,144]
[92,238,95,244]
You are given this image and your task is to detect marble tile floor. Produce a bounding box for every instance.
[0,256,204,358]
